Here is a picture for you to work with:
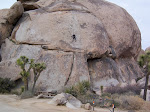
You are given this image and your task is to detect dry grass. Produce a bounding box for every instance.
[115,95,145,110]
[138,101,150,112]
[105,85,143,95]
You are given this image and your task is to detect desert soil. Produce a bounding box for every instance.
[0,95,127,112]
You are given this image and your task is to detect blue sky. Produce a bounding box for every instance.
[0,0,149,50]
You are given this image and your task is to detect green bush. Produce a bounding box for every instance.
[65,86,77,97]
[64,81,90,97]
[0,77,15,93]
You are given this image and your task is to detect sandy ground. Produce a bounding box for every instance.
[0,95,127,112]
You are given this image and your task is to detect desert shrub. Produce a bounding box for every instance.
[105,84,143,95]
[115,95,144,110]
[65,86,78,97]
[140,101,150,112]
[11,89,21,95]
[21,86,25,93]
[75,81,90,95]
[0,77,15,93]
[101,92,111,99]
[65,80,90,97]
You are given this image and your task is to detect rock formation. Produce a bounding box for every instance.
[0,0,144,90]
[145,46,150,52]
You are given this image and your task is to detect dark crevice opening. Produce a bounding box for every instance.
[14,78,24,89]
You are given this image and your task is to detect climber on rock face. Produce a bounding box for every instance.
[72,34,76,42]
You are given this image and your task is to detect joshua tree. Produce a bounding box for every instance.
[17,56,46,93]
[16,56,34,91]
[31,62,46,93]
[138,51,150,100]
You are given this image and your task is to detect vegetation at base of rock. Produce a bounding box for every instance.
[21,86,25,93]
[115,95,144,110]
[31,62,46,93]
[16,56,46,97]
[0,77,15,93]
[64,81,90,97]
[16,56,33,91]
[105,84,143,95]
[138,51,150,100]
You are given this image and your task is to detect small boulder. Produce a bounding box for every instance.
[36,94,44,99]
[47,93,67,106]
[131,79,136,85]
[119,83,128,88]
[47,93,82,108]
[66,93,82,108]
[84,103,92,110]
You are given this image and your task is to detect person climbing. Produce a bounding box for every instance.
[72,34,76,42]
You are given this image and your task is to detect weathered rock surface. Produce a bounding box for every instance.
[48,93,82,108]
[22,2,40,11]
[145,46,150,52]
[81,103,92,110]
[0,0,144,91]
[0,1,24,45]
[88,57,143,88]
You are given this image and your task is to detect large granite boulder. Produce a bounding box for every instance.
[0,1,24,45]
[0,0,144,90]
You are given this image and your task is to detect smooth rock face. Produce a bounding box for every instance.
[13,9,109,59]
[0,0,143,90]
[77,0,141,58]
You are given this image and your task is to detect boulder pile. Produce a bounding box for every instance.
[0,0,144,90]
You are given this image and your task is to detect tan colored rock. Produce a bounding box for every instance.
[145,46,150,52]
[0,1,24,45]
[88,57,122,88]
[23,2,40,11]
[36,0,141,58]
[12,7,109,59]
[76,0,141,58]
[116,57,144,82]
[48,93,82,108]
[81,103,92,110]
[84,103,92,110]
[88,57,144,88]
[0,0,143,91]
[47,93,67,106]
[0,39,90,90]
